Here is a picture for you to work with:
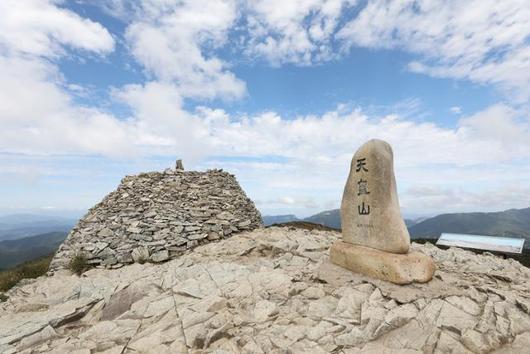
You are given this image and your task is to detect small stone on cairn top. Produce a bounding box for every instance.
[176,159,184,170]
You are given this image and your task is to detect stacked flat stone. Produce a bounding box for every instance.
[49,168,262,272]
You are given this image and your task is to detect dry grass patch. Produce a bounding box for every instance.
[68,254,90,275]
[0,254,53,295]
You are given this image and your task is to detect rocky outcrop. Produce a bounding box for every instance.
[49,168,262,272]
[2,227,529,353]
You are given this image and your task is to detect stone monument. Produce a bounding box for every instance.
[330,139,435,284]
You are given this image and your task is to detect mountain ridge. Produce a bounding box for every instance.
[0,214,75,242]
[265,207,530,247]
[408,207,530,240]
[0,232,68,270]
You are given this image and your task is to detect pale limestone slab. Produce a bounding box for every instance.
[341,139,410,253]
[2,228,529,352]
[329,241,435,285]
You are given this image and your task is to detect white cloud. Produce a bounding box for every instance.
[101,0,530,98]
[3,0,530,216]
[3,59,530,214]
[338,0,530,99]
[257,196,318,209]
[187,102,530,214]
[241,0,530,99]
[0,56,136,156]
[449,106,461,114]
[123,0,246,100]
[104,0,357,67]
[245,0,355,65]
[197,105,530,166]
[0,0,114,57]
[113,82,218,160]
[402,185,530,215]
[0,0,133,156]
[459,104,530,154]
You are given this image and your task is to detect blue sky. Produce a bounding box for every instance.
[1,0,530,218]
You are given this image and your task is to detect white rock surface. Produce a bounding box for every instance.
[1,227,529,353]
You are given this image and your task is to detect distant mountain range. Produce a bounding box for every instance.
[0,231,68,270]
[0,214,75,270]
[264,209,413,230]
[0,214,76,241]
[262,215,300,225]
[264,207,530,248]
[3,207,529,271]
[304,210,341,229]
[408,208,530,240]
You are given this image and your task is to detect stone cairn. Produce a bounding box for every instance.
[330,139,435,284]
[49,163,262,272]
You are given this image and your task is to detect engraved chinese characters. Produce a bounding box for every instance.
[356,158,371,215]
[330,139,435,284]
[340,139,410,254]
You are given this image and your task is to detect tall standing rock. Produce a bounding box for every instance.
[341,139,410,253]
[330,139,435,284]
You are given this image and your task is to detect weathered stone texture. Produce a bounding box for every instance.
[330,241,435,284]
[334,139,434,284]
[1,228,529,353]
[341,139,410,253]
[48,168,262,272]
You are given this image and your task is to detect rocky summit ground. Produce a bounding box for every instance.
[1,227,530,354]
